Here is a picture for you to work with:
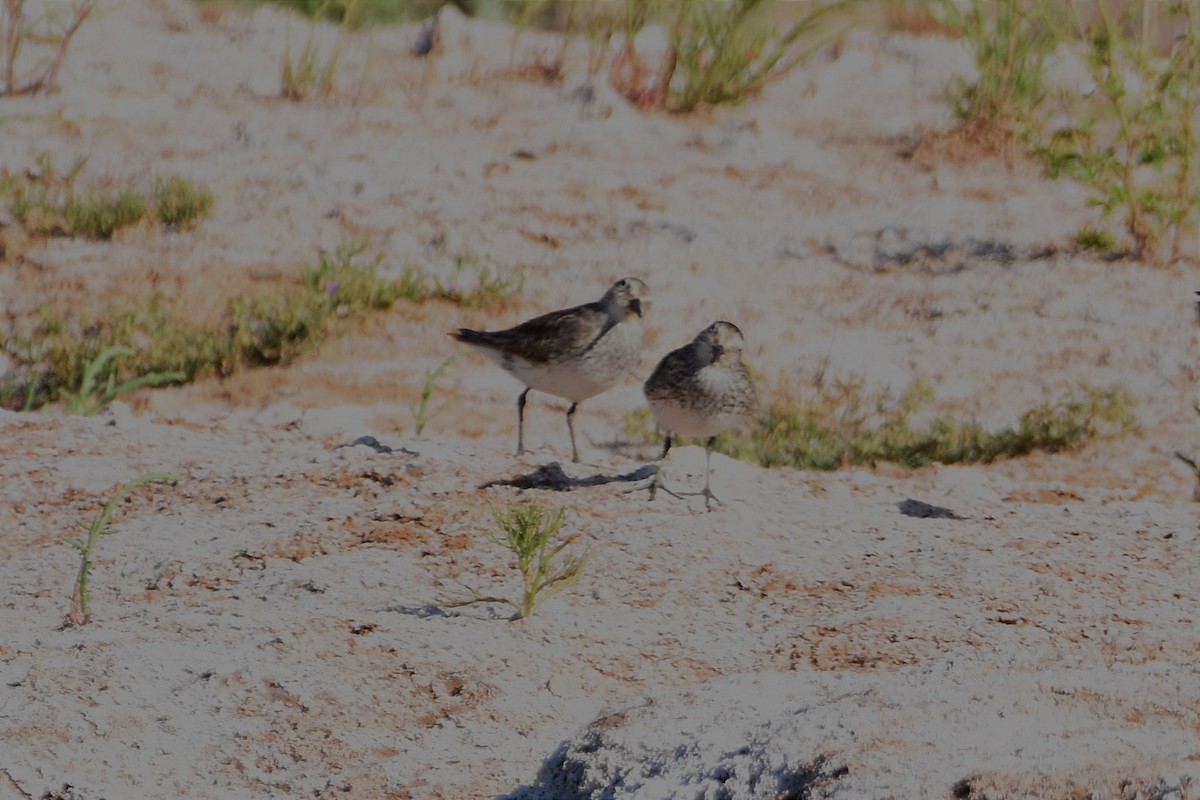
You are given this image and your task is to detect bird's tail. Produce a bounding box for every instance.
[450,328,491,346]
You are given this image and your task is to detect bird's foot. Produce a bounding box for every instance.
[623,466,683,501]
[675,486,721,511]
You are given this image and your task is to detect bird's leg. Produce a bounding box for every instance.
[648,433,672,500]
[677,437,721,510]
[516,388,530,455]
[623,432,681,500]
[700,436,720,511]
[567,402,580,463]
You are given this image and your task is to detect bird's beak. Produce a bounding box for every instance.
[630,298,644,318]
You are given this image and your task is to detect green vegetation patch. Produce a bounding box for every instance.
[631,377,1135,471]
[0,241,521,413]
[2,156,214,240]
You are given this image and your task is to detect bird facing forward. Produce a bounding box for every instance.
[452,277,650,462]
[642,320,758,510]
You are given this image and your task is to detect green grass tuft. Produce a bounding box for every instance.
[1074,225,1120,254]
[926,0,1058,136]
[63,188,147,239]
[154,175,214,229]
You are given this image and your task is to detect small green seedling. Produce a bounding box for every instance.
[66,472,178,626]
[410,348,467,436]
[441,503,586,620]
[59,345,185,416]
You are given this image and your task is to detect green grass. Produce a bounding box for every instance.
[1030,0,1200,264]
[58,345,185,416]
[631,376,1135,471]
[302,238,427,310]
[63,188,147,239]
[594,0,856,112]
[3,157,215,239]
[431,254,524,308]
[0,241,521,412]
[440,503,586,620]
[154,176,214,229]
[1073,225,1121,256]
[281,4,344,100]
[925,0,1058,137]
[932,0,1200,263]
[666,0,856,112]
[66,472,179,626]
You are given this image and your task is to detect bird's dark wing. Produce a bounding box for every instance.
[462,302,608,364]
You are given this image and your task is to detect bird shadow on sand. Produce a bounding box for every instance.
[481,461,656,491]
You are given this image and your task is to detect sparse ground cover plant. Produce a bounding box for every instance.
[268,0,851,111]
[662,0,854,112]
[302,237,426,311]
[62,187,147,239]
[0,241,521,411]
[629,375,1135,471]
[1,0,94,96]
[440,503,586,619]
[599,0,854,112]
[3,156,215,239]
[1032,0,1200,263]
[281,2,344,99]
[431,253,524,308]
[931,0,1200,263]
[12,179,147,240]
[278,0,386,101]
[58,345,185,416]
[924,0,1058,141]
[66,472,178,626]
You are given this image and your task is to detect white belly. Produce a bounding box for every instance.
[648,400,746,439]
[504,358,617,403]
[476,318,644,404]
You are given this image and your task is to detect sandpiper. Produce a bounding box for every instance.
[453,277,650,462]
[643,320,758,510]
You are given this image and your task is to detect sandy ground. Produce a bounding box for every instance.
[1,1,1199,798]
